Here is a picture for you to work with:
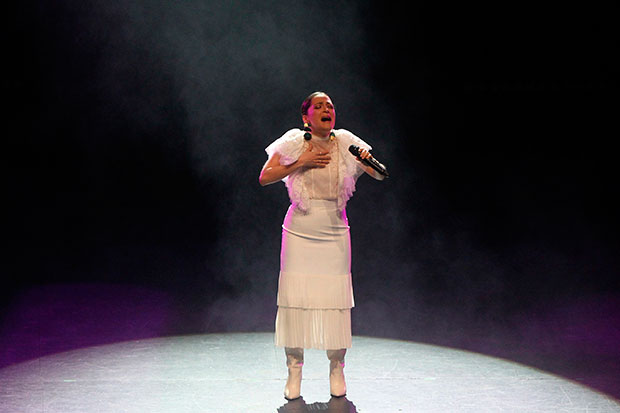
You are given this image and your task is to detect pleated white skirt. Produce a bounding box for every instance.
[275,200,354,350]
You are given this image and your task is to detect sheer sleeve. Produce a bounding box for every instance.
[335,129,373,211]
[336,129,372,179]
[265,129,305,166]
[265,129,307,207]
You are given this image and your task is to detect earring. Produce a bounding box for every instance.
[303,123,312,140]
[329,131,335,141]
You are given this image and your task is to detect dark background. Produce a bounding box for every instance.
[4,0,619,398]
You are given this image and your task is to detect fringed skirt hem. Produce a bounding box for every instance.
[275,306,352,350]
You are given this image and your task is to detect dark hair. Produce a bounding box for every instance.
[300,91,328,116]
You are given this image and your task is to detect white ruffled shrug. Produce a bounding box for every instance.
[265,128,371,212]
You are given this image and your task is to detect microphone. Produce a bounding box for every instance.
[348,145,389,177]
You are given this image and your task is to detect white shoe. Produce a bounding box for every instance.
[284,348,304,400]
[327,349,347,397]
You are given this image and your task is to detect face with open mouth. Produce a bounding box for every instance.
[302,94,336,138]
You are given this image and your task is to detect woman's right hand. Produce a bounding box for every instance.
[297,142,331,168]
[259,142,331,186]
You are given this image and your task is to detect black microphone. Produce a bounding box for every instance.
[348,145,389,177]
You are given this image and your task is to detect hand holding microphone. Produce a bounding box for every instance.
[348,145,389,177]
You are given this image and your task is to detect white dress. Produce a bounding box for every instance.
[266,130,370,350]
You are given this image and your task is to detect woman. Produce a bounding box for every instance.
[260,92,385,400]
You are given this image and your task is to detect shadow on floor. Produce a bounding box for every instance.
[277,396,356,412]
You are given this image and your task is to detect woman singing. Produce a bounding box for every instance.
[259,92,385,401]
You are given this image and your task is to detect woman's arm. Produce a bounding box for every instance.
[259,142,332,186]
[259,153,302,186]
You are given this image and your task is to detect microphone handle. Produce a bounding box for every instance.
[349,145,389,177]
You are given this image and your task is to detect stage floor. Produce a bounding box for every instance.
[0,332,618,412]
